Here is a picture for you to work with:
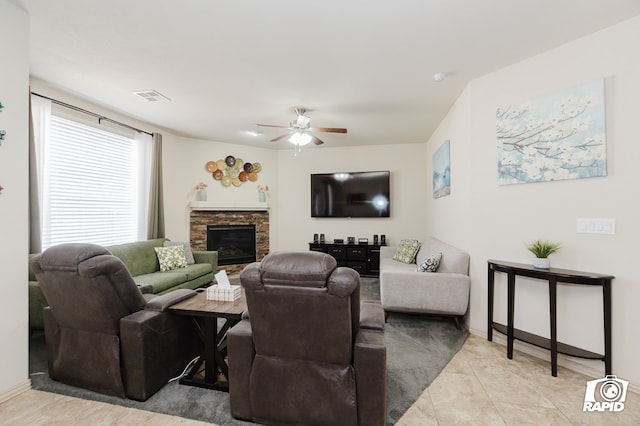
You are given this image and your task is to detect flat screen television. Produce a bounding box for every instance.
[311,171,390,218]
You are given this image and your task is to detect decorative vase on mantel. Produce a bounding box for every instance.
[532,257,551,269]
[198,188,208,201]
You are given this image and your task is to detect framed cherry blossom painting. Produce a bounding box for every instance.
[497,79,606,185]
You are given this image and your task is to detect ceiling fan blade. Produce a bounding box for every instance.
[310,135,324,145]
[309,127,348,134]
[256,123,289,129]
[270,132,291,142]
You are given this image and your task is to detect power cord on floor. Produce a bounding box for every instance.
[168,356,200,383]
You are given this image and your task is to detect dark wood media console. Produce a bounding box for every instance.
[309,242,384,277]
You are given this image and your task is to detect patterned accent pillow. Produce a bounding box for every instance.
[163,240,195,265]
[392,239,422,264]
[417,252,442,272]
[154,245,188,272]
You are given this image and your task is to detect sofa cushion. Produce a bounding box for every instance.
[182,263,212,281]
[107,238,166,276]
[417,252,442,272]
[417,237,469,274]
[380,269,470,315]
[392,239,421,264]
[134,270,190,294]
[163,240,195,265]
[154,245,188,272]
[380,256,417,273]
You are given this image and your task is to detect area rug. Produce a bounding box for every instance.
[29,278,468,425]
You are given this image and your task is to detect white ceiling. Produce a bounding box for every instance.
[12,0,640,149]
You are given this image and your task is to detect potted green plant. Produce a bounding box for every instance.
[527,239,561,269]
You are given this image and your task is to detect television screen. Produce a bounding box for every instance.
[311,171,390,218]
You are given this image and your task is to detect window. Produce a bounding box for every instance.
[39,110,150,250]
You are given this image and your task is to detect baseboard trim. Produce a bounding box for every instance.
[0,379,32,404]
[468,328,639,394]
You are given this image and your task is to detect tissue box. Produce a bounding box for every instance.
[206,285,241,302]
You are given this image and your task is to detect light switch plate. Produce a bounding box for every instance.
[577,217,615,234]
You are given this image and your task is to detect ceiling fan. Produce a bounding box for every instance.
[256,107,347,146]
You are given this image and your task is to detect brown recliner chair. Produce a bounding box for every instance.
[228,251,387,425]
[30,243,201,401]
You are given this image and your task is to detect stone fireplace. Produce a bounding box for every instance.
[190,208,269,275]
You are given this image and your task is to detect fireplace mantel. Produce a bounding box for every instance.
[189,201,270,212]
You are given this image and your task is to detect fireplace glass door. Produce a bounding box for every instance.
[207,224,257,266]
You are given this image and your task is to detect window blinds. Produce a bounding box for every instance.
[41,114,140,249]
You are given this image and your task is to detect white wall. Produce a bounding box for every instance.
[162,135,278,241]
[0,0,30,400]
[425,89,474,251]
[162,138,428,252]
[427,16,640,387]
[273,143,429,251]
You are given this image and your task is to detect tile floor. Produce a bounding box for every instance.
[1,334,638,425]
[400,334,640,425]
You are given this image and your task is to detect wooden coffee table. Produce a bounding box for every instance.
[168,289,246,392]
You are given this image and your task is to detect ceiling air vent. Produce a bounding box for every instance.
[133,90,171,102]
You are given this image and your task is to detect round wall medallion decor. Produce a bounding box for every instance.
[204,156,263,188]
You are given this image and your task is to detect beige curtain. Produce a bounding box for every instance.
[147,132,165,238]
[28,93,50,253]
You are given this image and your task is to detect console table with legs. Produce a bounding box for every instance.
[487,260,614,377]
[169,289,247,391]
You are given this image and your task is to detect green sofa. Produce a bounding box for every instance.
[29,238,218,331]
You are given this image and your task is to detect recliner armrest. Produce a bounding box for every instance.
[360,300,385,331]
[144,289,196,312]
[354,328,387,426]
[228,319,255,420]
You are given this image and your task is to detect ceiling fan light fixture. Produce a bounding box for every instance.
[289,132,312,146]
[257,107,345,149]
[296,114,311,128]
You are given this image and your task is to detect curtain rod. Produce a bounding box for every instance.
[31,92,153,136]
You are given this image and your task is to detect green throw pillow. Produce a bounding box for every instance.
[392,239,422,264]
[154,245,188,272]
[417,252,442,272]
